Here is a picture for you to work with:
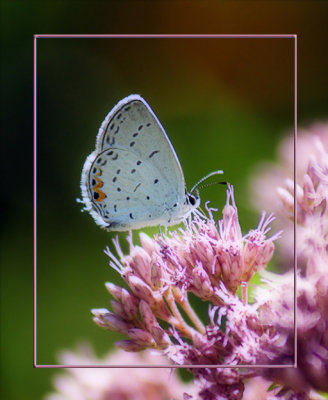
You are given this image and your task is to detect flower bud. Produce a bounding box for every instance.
[92,309,132,333]
[115,339,146,352]
[127,328,156,346]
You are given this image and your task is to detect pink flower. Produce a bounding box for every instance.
[251,124,328,395]
[90,184,283,400]
[45,345,197,400]
[251,122,328,271]
[88,123,328,399]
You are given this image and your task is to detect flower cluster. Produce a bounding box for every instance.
[45,345,197,400]
[251,122,328,270]
[93,186,279,348]
[277,133,328,271]
[252,125,328,396]
[47,123,328,400]
[91,185,282,399]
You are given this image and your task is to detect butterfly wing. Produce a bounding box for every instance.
[96,95,185,191]
[81,95,188,231]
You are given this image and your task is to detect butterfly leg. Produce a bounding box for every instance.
[158,224,168,237]
[187,214,193,230]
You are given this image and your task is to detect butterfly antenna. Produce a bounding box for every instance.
[190,170,224,194]
[197,181,228,191]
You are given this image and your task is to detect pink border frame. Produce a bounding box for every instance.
[33,34,297,368]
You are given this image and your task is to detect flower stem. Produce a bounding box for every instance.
[241,281,248,305]
[180,298,206,334]
[164,290,196,337]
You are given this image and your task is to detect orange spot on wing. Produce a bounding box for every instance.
[93,176,106,202]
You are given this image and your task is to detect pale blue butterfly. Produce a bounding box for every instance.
[80,95,222,231]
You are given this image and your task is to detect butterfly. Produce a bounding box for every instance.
[80,95,222,231]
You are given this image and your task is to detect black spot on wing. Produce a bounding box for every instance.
[104,150,118,160]
[149,150,159,158]
[106,136,115,145]
[134,183,141,192]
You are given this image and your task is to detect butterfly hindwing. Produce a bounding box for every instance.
[86,146,184,230]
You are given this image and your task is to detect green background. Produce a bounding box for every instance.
[1,1,328,399]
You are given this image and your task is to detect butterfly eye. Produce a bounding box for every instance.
[188,194,198,206]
